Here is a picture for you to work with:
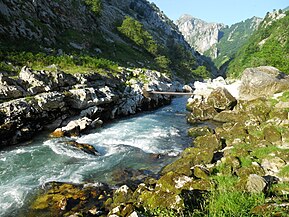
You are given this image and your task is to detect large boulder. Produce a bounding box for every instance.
[239,66,289,99]
[207,87,237,111]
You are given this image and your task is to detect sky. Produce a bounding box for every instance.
[148,0,289,26]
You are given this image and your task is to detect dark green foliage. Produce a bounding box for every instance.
[227,11,289,77]
[117,16,158,56]
[117,16,210,80]
[213,17,261,69]
[191,66,210,78]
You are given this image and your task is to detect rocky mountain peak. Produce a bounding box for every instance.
[176,15,226,54]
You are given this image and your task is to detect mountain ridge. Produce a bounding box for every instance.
[176,14,262,71]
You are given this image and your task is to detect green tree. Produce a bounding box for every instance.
[117,16,158,56]
[155,55,170,71]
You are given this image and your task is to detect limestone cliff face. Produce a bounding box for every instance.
[176,14,226,55]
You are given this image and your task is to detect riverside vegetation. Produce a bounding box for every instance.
[1,0,289,216]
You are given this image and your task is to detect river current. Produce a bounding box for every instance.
[0,97,192,216]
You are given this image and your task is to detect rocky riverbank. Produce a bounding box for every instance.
[0,67,185,148]
[7,66,289,216]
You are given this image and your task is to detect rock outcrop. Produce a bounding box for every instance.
[0,67,181,148]
[176,14,225,56]
[239,66,289,99]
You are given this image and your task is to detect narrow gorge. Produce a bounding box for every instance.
[1,0,289,216]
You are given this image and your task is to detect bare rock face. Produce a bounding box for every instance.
[0,74,26,100]
[239,66,289,99]
[176,14,225,55]
[19,66,77,95]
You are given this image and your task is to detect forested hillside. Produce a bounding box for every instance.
[206,17,262,68]
[227,10,289,77]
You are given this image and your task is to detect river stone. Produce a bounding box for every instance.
[239,66,289,100]
[263,125,282,144]
[261,157,286,176]
[192,165,210,180]
[19,66,51,94]
[66,88,98,110]
[194,134,222,152]
[207,87,237,111]
[246,174,267,193]
[29,182,112,216]
[51,117,93,137]
[66,141,100,156]
[188,126,212,138]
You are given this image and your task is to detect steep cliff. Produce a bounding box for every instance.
[176,14,226,56]
[227,9,289,77]
[176,14,262,70]
[0,0,213,79]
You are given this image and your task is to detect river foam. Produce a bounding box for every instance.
[0,96,191,216]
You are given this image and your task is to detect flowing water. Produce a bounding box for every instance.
[0,97,193,216]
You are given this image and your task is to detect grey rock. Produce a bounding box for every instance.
[67,88,98,110]
[0,74,26,100]
[261,157,286,176]
[246,174,267,193]
[19,66,77,95]
[239,66,289,99]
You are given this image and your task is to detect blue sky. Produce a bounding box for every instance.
[148,0,289,25]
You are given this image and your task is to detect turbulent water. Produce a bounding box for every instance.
[0,97,192,216]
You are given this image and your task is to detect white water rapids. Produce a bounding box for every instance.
[0,97,193,216]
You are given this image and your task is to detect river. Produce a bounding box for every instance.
[0,96,195,216]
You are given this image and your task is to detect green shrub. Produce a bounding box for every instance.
[85,0,102,15]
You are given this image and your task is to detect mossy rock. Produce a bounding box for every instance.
[187,103,217,124]
[188,126,212,138]
[234,98,271,122]
[236,164,265,178]
[137,189,185,212]
[270,183,289,196]
[112,185,134,207]
[155,172,192,194]
[183,179,213,191]
[269,108,289,120]
[217,156,241,176]
[252,202,289,217]
[207,87,237,111]
[29,182,112,217]
[194,134,222,152]
[263,125,282,144]
[247,126,264,140]
[161,148,214,175]
[192,166,210,180]
[213,110,242,123]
